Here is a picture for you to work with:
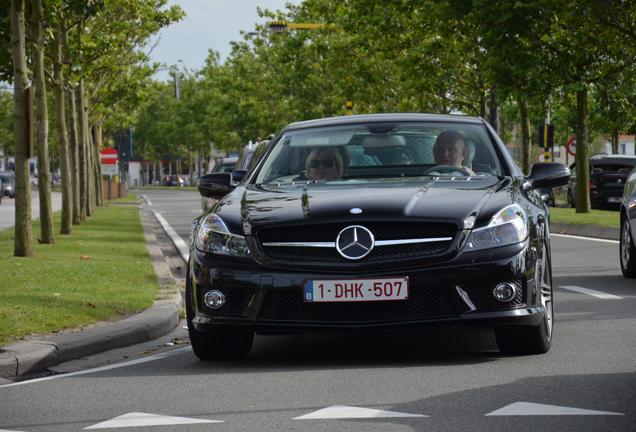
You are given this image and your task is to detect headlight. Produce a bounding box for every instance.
[195,214,251,258]
[465,204,528,251]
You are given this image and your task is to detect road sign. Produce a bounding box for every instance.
[566,136,576,157]
[101,164,118,175]
[100,147,118,165]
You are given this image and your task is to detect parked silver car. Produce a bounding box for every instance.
[0,172,16,198]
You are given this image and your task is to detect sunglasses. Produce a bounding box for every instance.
[309,158,336,169]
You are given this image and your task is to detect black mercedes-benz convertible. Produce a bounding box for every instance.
[187,114,570,359]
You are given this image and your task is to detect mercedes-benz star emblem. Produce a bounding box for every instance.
[336,225,375,260]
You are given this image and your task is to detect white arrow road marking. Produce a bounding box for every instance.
[559,285,623,300]
[485,402,624,416]
[294,405,427,420]
[84,412,222,429]
[153,211,190,262]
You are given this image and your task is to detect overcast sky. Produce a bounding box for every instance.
[149,0,299,80]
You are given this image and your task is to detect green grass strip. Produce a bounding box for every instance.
[0,193,157,346]
[550,207,620,228]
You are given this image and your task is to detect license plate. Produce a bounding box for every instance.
[304,277,409,303]
[607,196,622,203]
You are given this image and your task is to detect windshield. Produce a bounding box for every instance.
[254,122,502,184]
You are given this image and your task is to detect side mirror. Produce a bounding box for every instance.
[527,162,570,189]
[232,169,247,183]
[197,173,233,199]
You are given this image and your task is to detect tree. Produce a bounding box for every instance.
[10,0,33,256]
[31,0,55,243]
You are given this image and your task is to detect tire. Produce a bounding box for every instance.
[620,215,636,278]
[567,188,575,208]
[496,242,553,355]
[185,269,253,360]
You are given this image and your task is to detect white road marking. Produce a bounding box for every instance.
[294,405,427,420]
[0,347,190,389]
[140,194,152,206]
[153,211,190,262]
[552,233,619,245]
[84,412,221,429]
[0,429,25,431]
[559,285,623,300]
[485,402,624,416]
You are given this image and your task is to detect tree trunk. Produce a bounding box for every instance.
[62,29,81,225]
[52,26,73,234]
[517,95,531,175]
[188,149,193,186]
[94,124,103,206]
[66,86,81,224]
[489,90,500,134]
[86,121,95,215]
[31,0,54,244]
[611,131,619,154]
[76,82,87,221]
[575,85,591,213]
[10,0,33,256]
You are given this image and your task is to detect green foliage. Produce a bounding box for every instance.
[129,1,636,172]
[0,90,14,156]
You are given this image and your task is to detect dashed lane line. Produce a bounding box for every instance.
[559,285,623,300]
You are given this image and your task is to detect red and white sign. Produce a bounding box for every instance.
[100,147,118,165]
[566,136,576,157]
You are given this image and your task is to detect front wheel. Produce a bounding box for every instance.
[620,216,636,278]
[185,270,254,360]
[496,243,553,355]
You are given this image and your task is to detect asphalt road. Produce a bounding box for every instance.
[1,189,634,432]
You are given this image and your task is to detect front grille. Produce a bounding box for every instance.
[259,222,456,243]
[259,286,456,322]
[263,241,452,263]
[258,222,457,263]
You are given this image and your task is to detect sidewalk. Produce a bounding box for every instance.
[0,204,182,379]
[0,204,620,379]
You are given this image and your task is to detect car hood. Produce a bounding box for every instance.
[214,177,516,235]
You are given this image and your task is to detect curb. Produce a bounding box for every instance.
[550,222,619,241]
[0,202,182,379]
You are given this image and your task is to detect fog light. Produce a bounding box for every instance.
[493,283,519,302]
[204,290,226,309]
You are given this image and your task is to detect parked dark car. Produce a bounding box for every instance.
[0,171,16,198]
[620,166,636,278]
[567,155,636,209]
[211,157,239,174]
[189,114,569,360]
[162,175,186,187]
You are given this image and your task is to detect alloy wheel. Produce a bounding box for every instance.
[538,245,553,339]
[621,220,631,270]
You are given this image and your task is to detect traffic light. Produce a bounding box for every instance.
[537,123,554,147]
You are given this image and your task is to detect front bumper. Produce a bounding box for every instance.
[189,240,545,333]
